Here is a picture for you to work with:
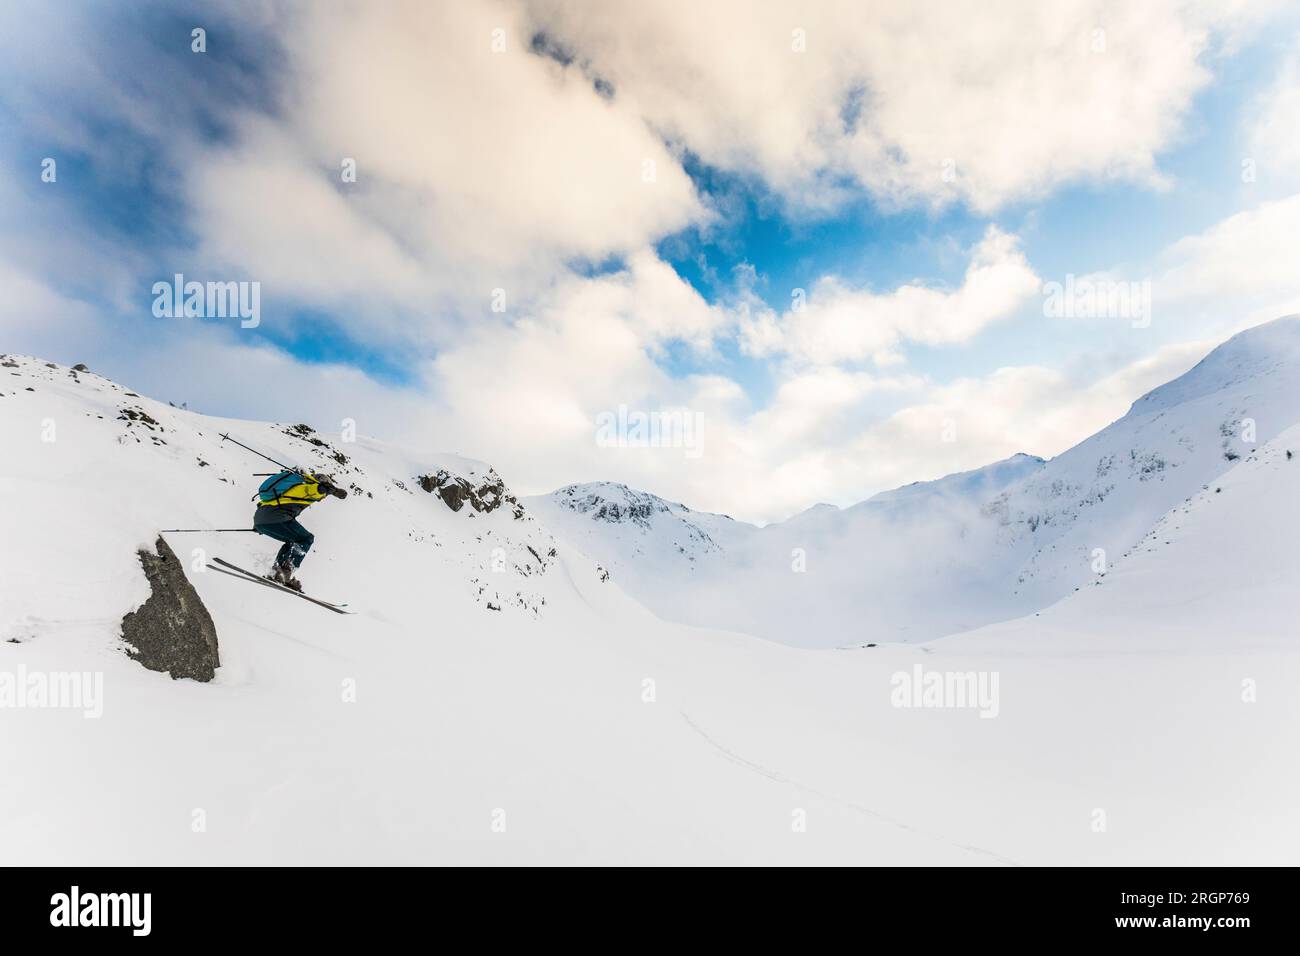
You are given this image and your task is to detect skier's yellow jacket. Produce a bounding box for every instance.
[256,471,333,509]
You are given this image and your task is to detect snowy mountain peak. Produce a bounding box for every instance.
[1129,314,1300,415]
[862,452,1047,508]
[545,481,701,528]
[524,481,742,579]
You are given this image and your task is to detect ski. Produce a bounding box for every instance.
[211,557,350,606]
[211,557,347,603]
[207,563,352,614]
[208,557,352,614]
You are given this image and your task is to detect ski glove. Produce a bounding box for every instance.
[314,479,347,500]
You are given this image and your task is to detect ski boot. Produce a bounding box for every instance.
[267,561,304,592]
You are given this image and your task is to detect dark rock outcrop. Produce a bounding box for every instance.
[120,537,220,681]
[417,468,525,518]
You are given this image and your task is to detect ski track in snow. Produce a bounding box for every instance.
[679,710,1021,866]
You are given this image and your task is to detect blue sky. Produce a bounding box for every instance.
[3,1,1300,521]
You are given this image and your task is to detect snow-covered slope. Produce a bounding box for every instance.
[528,316,1300,646]
[866,451,1046,507]
[945,421,1300,655]
[997,315,1300,605]
[4,349,1299,865]
[898,426,1300,861]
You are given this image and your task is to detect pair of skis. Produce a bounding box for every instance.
[206,557,352,614]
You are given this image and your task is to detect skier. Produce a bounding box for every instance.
[253,469,347,591]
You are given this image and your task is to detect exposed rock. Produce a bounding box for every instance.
[285,422,328,447]
[118,405,166,445]
[417,468,525,518]
[118,405,161,429]
[552,483,675,529]
[120,537,220,681]
[72,363,89,372]
[283,423,361,489]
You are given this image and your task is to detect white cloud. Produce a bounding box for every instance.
[1156,192,1300,324]
[0,261,436,442]
[422,250,735,489]
[184,121,436,341]
[526,0,1276,213]
[0,0,707,350]
[180,0,706,344]
[1244,35,1300,185]
[863,341,1210,468]
[704,340,1204,522]
[0,263,104,361]
[742,227,1040,365]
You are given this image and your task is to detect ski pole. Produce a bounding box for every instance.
[219,432,309,478]
[160,528,258,533]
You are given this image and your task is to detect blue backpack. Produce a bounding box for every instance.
[257,470,314,506]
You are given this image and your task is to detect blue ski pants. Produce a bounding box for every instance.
[254,512,315,568]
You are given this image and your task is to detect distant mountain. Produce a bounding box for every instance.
[527,482,747,573]
[526,450,1051,644]
[941,418,1300,655]
[864,452,1046,507]
[997,314,1300,605]
[527,315,1300,646]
